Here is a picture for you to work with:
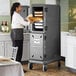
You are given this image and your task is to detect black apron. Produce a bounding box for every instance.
[11,28,24,40]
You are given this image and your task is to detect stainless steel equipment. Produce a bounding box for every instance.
[20,6,30,61]
[20,6,29,33]
[28,4,62,71]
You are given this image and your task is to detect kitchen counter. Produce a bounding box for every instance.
[0,32,30,41]
[0,32,30,61]
[0,32,10,35]
[0,32,30,35]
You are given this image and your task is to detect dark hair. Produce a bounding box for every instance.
[10,2,20,20]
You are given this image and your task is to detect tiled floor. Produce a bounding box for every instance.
[23,62,76,76]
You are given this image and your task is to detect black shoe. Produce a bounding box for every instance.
[23,69,27,73]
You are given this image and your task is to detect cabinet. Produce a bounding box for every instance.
[5,41,12,58]
[22,40,29,61]
[4,39,30,61]
[66,36,76,69]
[20,6,29,19]
[61,32,69,57]
[0,33,30,61]
[22,33,30,61]
[0,42,5,56]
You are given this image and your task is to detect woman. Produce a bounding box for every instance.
[10,2,30,62]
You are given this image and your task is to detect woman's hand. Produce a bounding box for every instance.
[25,14,33,24]
[25,18,34,24]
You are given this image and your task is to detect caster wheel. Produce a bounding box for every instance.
[43,65,47,72]
[28,63,33,70]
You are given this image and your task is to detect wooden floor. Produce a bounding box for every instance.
[23,62,76,76]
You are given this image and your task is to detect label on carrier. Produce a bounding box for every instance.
[34,39,40,44]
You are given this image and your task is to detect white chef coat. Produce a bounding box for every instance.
[11,11,29,29]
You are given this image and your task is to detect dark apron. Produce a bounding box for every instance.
[11,28,24,40]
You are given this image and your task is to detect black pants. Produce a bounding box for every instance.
[12,40,23,62]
